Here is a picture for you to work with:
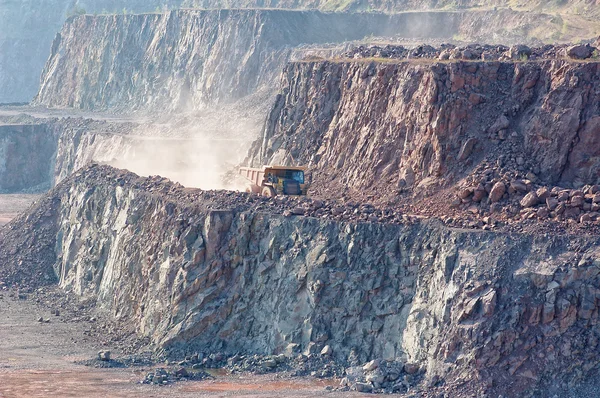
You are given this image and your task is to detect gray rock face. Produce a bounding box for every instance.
[4,165,600,395]
[33,10,456,112]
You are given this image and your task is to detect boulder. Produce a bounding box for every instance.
[489,182,506,203]
[510,180,528,193]
[457,138,478,161]
[508,45,531,60]
[571,196,584,208]
[536,187,550,201]
[321,345,333,356]
[567,44,594,60]
[520,192,539,208]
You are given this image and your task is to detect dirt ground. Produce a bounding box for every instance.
[0,293,368,398]
[0,195,40,226]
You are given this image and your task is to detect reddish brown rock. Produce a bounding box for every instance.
[536,187,550,201]
[489,182,506,203]
[520,192,539,208]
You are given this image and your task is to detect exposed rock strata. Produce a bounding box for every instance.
[248,59,600,205]
[3,165,600,396]
[33,9,584,112]
[35,10,447,112]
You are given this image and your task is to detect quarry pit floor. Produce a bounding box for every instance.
[0,293,366,398]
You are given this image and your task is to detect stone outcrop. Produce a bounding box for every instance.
[3,165,600,396]
[248,59,600,204]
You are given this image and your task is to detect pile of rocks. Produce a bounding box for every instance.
[344,43,599,62]
[140,367,212,385]
[455,169,600,225]
[335,359,423,394]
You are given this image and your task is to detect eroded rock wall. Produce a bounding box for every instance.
[248,60,600,200]
[34,10,467,112]
[2,165,599,395]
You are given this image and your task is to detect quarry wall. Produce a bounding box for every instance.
[248,59,600,202]
[33,9,462,112]
[3,165,600,396]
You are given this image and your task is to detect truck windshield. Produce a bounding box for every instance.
[285,170,304,184]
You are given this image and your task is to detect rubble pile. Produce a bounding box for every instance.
[141,367,212,385]
[344,42,599,61]
[456,169,600,225]
[336,359,423,394]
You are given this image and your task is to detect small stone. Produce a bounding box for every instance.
[321,345,333,356]
[567,44,594,59]
[537,208,549,218]
[557,191,570,202]
[363,359,380,372]
[355,382,373,393]
[580,214,592,223]
[458,187,474,199]
[175,367,189,378]
[457,138,478,161]
[366,370,385,384]
[525,172,537,182]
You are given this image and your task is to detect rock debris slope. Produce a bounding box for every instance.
[3,164,600,396]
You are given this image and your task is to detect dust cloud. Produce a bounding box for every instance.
[105,109,262,191]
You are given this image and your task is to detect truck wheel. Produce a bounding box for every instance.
[261,186,276,197]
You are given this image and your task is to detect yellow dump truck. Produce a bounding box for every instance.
[239,165,309,196]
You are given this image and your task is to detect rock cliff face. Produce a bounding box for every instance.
[2,0,598,105]
[248,59,600,202]
[0,0,186,104]
[3,164,600,396]
[0,123,59,192]
[34,10,466,112]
